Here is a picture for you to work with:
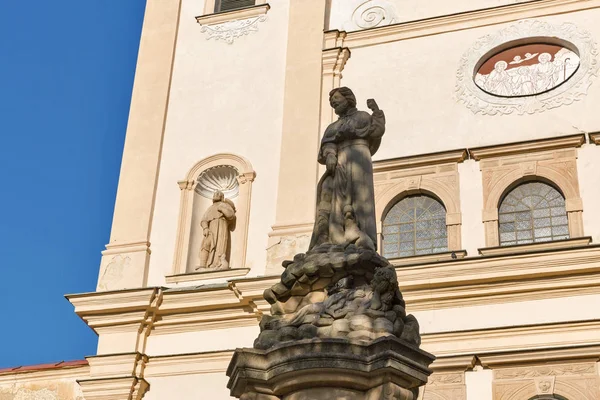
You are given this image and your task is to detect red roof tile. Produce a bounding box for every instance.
[0,360,88,375]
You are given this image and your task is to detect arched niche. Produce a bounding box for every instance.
[172,153,255,275]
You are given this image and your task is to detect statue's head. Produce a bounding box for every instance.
[212,190,224,203]
[329,87,356,116]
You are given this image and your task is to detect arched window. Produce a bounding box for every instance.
[382,195,448,258]
[528,395,568,400]
[499,181,569,246]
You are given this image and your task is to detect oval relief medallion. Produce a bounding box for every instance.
[455,20,598,115]
[475,43,580,97]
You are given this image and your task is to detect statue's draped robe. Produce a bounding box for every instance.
[199,201,236,269]
[310,107,385,250]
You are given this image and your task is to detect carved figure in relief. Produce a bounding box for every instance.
[197,190,236,270]
[309,87,385,250]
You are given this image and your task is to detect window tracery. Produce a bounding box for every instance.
[382,195,448,258]
[499,182,569,246]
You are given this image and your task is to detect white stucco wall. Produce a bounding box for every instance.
[328,0,529,32]
[146,325,259,356]
[343,11,600,159]
[458,160,486,255]
[147,0,290,286]
[144,373,232,400]
[577,143,600,243]
[413,293,600,335]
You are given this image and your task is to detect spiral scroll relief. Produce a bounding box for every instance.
[352,0,398,29]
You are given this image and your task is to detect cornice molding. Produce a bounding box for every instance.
[145,351,234,377]
[478,237,592,256]
[68,245,600,335]
[389,250,467,266]
[325,0,600,50]
[373,149,468,173]
[195,4,270,26]
[422,320,600,357]
[159,285,241,312]
[165,268,250,284]
[479,344,600,367]
[468,134,586,160]
[589,131,600,144]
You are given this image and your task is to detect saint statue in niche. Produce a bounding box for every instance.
[309,87,385,250]
[196,190,236,270]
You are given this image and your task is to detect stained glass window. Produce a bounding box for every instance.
[498,182,569,246]
[382,195,447,258]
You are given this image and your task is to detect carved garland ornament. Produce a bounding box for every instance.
[455,20,599,115]
[200,15,267,44]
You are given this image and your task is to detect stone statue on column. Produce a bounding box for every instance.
[196,190,236,270]
[227,88,434,400]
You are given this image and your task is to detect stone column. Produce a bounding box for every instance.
[96,0,182,291]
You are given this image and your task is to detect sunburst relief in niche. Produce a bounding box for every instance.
[455,20,599,115]
[196,165,240,199]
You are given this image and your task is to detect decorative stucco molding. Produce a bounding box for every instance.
[455,20,599,115]
[196,4,270,44]
[351,0,398,30]
[493,362,600,400]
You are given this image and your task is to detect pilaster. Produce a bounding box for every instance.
[267,0,328,274]
[67,288,161,399]
[97,0,182,291]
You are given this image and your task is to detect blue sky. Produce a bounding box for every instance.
[0,1,146,367]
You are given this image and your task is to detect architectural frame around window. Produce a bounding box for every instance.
[203,0,268,16]
[471,134,585,248]
[373,150,467,257]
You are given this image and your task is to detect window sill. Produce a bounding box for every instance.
[478,237,592,257]
[195,4,270,26]
[388,250,467,267]
[166,268,250,284]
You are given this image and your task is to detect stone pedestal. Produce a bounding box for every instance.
[227,337,435,400]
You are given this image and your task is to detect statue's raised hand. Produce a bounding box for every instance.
[366,98,379,112]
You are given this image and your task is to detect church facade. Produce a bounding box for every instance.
[3,0,600,399]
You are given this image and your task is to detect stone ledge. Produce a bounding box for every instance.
[227,337,434,398]
[478,237,592,257]
[389,250,467,267]
[165,268,250,284]
[589,131,600,145]
[195,3,270,26]
[468,133,585,160]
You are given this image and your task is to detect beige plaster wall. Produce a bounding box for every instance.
[458,160,486,255]
[413,293,600,335]
[341,11,600,158]
[328,0,529,31]
[465,367,494,400]
[577,143,600,244]
[143,373,231,400]
[147,0,290,286]
[145,325,259,356]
